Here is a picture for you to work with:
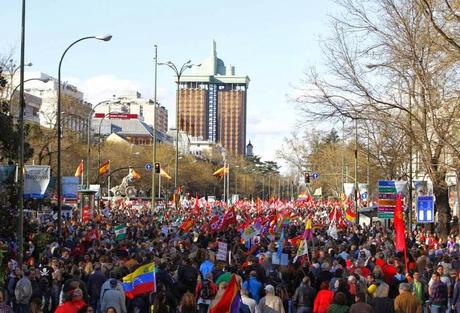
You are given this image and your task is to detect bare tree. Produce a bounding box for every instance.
[297,0,460,237]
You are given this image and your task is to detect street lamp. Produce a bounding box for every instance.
[159,60,200,200]
[9,77,50,108]
[56,34,112,237]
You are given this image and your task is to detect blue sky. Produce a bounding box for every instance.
[2,0,337,167]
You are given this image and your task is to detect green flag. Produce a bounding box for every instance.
[114,225,127,241]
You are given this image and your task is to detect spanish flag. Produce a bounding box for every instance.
[99,160,110,176]
[179,218,195,232]
[130,168,141,180]
[160,168,171,179]
[122,262,156,299]
[213,166,229,177]
[74,160,84,177]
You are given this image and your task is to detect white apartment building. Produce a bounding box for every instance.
[95,91,168,133]
[12,72,91,133]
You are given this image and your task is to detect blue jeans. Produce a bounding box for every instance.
[296,307,313,313]
[431,304,447,313]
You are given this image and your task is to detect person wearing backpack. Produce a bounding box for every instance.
[195,273,217,313]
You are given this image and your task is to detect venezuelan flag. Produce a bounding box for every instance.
[122,262,156,299]
[210,274,241,313]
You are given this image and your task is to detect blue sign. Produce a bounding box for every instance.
[62,176,80,199]
[145,163,153,172]
[312,172,320,180]
[417,196,434,223]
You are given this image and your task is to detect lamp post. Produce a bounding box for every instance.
[159,60,200,206]
[16,0,26,266]
[152,45,158,210]
[9,77,50,114]
[57,34,112,237]
[86,99,120,188]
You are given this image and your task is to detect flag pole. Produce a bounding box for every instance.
[158,172,161,206]
[108,160,111,201]
[223,161,226,203]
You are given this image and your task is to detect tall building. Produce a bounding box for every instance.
[179,41,250,155]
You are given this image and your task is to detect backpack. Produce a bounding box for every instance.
[200,280,213,300]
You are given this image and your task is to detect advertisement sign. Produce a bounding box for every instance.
[62,176,80,199]
[24,165,50,199]
[378,180,397,219]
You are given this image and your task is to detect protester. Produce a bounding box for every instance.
[293,277,316,313]
[54,281,86,313]
[394,283,422,313]
[349,292,372,313]
[241,288,259,313]
[0,289,13,313]
[14,269,32,313]
[0,196,459,313]
[327,292,349,313]
[243,271,263,304]
[257,285,285,313]
[100,279,126,313]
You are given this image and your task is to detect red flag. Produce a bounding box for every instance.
[220,208,237,230]
[394,194,406,252]
[209,215,221,233]
[194,193,200,215]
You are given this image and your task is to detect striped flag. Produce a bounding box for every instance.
[114,225,127,241]
[99,160,110,176]
[74,160,84,177]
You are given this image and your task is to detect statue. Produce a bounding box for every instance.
[110,170,137,198]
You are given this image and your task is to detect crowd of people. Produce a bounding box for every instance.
[0,196,459,313]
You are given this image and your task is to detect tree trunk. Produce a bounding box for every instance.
[433,182,451,240]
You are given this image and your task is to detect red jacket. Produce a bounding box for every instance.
[313,290,334,313]
[54,299,86,313]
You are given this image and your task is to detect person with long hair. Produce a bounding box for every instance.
[177,292,196,313]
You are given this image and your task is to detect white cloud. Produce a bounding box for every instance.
[77,75,144,104]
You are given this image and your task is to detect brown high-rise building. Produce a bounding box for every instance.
[178,41,250,155]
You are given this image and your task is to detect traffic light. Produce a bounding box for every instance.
[154,162,161,174]
[304,172,310,184]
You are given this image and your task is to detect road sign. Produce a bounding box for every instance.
[417,196,434,223]
[145,163,153,172]
[312,172,320,180]
[378,180,397,219]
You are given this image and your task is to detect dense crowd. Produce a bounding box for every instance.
[1,197,460,313]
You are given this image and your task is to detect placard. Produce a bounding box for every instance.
[216,242,228,261]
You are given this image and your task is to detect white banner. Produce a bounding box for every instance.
[343,183,355,198]
[358,183,368,201]
[24,165,50,199]
[395,180,408,196]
